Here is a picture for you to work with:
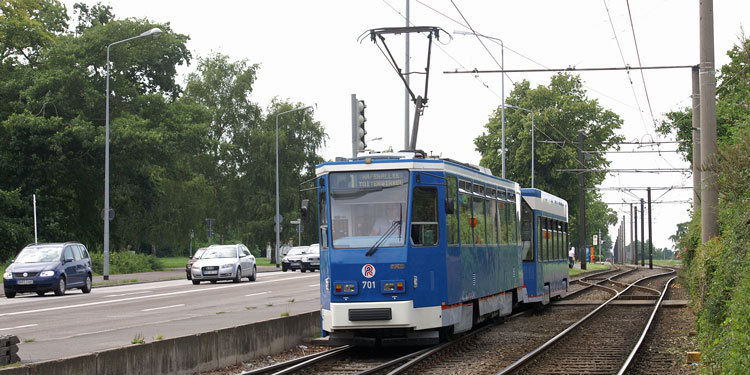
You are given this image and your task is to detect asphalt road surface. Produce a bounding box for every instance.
[0,271,321,363]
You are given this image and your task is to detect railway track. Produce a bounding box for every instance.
[239,265,678,375]
[497,269,676,375]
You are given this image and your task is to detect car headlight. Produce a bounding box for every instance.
[39,270,55,277]
[282,257,288,262]
[302,257,308,262]
[221,264,234,269]
[192,266,200,270]
[3,272,11,280]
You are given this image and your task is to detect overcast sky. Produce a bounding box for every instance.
[66,0,749,251]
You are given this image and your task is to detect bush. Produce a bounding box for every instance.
[89,251,164,275]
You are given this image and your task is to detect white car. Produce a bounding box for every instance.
[300,244,320,272]
[191,244,256,284]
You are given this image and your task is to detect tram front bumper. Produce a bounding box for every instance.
[322,300,442,332]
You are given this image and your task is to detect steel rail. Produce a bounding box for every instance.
[617,275,678,375]
[240,345,351,375]
[494,269,675,375]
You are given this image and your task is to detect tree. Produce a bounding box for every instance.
[475,74,622,249]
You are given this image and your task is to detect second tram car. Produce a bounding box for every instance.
[314,152,568,346]
[520,188,570,305]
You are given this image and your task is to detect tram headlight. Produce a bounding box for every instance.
[381,280,406,294]
[344,284,356,293]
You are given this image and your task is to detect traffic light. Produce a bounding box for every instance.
[357,100,367,151]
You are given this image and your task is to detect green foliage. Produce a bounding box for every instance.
[89,250,163,274]
[0,3,327,260]
[131,333,144,344]
[474,73,622,247]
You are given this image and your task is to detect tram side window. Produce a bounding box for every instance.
[319,195,329,249]
[553,220,559,260]
[499,199,509,245]
[564,223,569,258]
[487,191,498,246]
[459,181,473,246]
[446,176,459,246]
[508,201,518,244]
[411,187,439,246]
[557,222,563,260]
[521,201,534,261]
[472,184,486,245]
[538,217,544,261]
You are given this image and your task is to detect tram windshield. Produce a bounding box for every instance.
[329,170,409,249]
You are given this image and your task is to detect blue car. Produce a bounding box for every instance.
[3,242,93,298]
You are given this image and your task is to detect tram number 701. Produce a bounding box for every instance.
[361,280,377,289]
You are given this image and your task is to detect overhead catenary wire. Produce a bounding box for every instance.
[625,0,658,130]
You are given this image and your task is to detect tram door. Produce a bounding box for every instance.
[410,181,441,305]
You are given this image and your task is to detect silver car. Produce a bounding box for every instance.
[191,244,256,284]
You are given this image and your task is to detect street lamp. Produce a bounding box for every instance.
[103,27,162,280]
[275,105,314,267]
[454,30,505,178]
[504,104,535,188]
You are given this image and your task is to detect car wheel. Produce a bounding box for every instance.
[301,266,307,273]
[210,280,217,284]
[233,267,242,283]
[248,265,257,282]
[54,276,66,296]
[187,273,192,280]
[37,291,46,296]
[192,280,200,285]
[282,264,288,272]
[5,290,15,298]
[82,274,92,294]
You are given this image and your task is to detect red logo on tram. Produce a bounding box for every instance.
[362,264,376,278]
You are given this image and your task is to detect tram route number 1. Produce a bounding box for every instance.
[362,280,377,289]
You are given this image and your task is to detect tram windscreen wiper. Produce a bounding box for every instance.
[365,220,401,256]
[365,205,403,257]
[330,186,383,199]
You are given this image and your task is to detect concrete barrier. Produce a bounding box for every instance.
[0,311,320,375]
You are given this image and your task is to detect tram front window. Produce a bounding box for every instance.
[329,170,409,249]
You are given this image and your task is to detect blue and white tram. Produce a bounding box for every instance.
[315,152,526,346]
[519,188,570,304]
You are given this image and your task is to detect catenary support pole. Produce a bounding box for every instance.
[578,131,586,270]
[691,65,701,205]
[700,0,718,242]
[634,205,638,265]
[648,187,653,269]
[640,198,645,267]
[630,204,634,264]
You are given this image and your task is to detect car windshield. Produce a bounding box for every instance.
[201,247,237,259]
[15,246,62,263]
[287,247,307,256]
[329,170,408,249]
[193,249,206,259]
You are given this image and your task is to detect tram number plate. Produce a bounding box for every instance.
[361,281,376,289]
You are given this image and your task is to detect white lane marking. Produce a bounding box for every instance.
[141,304,184,312]
[245,291,271,297]
[0,324,38,331]
[308,284,320,287]
[106,291,151,297]
[0,274,319,317]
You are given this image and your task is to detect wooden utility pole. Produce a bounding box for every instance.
[700,0,718,242]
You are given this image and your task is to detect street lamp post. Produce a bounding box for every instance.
[103,27,162,280]
[275,105,314,267]
[454,30,505,178]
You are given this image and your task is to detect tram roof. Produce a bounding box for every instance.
[316,152,519,190]
[521,188,568,221]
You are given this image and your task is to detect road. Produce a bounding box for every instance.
[0,271,321,363]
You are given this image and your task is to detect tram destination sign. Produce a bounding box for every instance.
[331,170,408,189]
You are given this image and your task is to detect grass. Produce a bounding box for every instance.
[653,259,682,266]
[158,256,189,269]
[131,333,145,344]
[93,279,138,287]
[255,257,273,267]
[288,299,295,303]
[22,338,35,343]
[569,262,611,277]
[266,303,273,307]
[155,334,163,340]
[280,312,290,317]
